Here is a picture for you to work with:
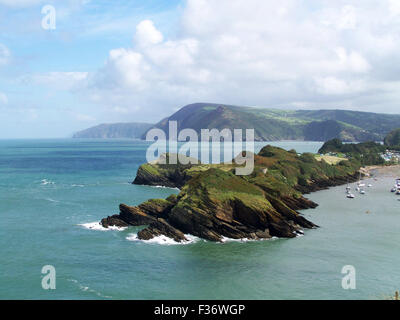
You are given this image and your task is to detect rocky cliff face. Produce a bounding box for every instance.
[101,146,360,242]
[103,169,317,241]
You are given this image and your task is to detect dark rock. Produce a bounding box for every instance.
[137,218,188,242]
[233,198,269,230]
[281,195,318,210]
[101,215,129,228]
[138,199,174,218]
[255,228,271,239]
[269,221,297,238]
[119,204,156,225]
[266,195,317,229]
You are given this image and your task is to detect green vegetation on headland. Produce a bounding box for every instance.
[318,138,386,166]
[319,129,400,165]
[384,128,400,150]
[101,145,362,242]
[73,103,400,142]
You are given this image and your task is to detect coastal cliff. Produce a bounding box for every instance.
[101,146,361,242]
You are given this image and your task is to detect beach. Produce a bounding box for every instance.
[363,165,400,178]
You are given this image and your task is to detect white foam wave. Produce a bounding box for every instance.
[71,184,85,188]
[79,222,127,231]
[126,233,199,245]
[44,198,60,203]
[150,185,180,191]
[41,179,55,185]
[221,236,279,243]
[68,279,112,299]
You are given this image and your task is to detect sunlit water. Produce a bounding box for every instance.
[1,139,399,300]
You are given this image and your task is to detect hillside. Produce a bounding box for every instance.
[318,139,386,166]
[142,103,400,142]
[73,122,153,139]
[384,128,400,147]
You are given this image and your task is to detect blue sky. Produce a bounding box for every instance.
[1,0,400,138]
[0,0,182,138]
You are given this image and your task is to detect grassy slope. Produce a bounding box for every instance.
[136,145,360,208]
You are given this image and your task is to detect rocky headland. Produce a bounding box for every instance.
[101,145,361,242]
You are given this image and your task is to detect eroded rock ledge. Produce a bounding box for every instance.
[101,146,361,242]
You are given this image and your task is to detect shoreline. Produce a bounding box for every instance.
[362,164,400,178]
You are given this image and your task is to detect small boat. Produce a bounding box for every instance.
[368,184,372,188]
[347,193,355,199]
[345,179,351,192]
[357,171,365,188]
[396,190,400,195]
[356,186,360,192]
[391,187,397,193]
[360,189,366,195]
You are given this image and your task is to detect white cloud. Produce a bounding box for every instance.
[135,20,164,47]
[314,77,366,95]
[338,5,357,30]
[335,47,370,73]
[388,0,400,16]
[79,0,400,116]
[321,5,357,30]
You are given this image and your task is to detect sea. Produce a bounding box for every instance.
[0,139,399,300]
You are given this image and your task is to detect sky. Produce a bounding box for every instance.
[0,0,400,138]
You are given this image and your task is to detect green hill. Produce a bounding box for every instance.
[318,139,386,166]
[142,103,400,142]
[73,122,153,139]
[384,128,400,147]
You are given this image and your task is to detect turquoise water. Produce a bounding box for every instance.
[1,139,399,300]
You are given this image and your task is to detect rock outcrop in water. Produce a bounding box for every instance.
[101,146,361,242]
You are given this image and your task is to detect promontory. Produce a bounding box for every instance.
[100,144,364,242]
